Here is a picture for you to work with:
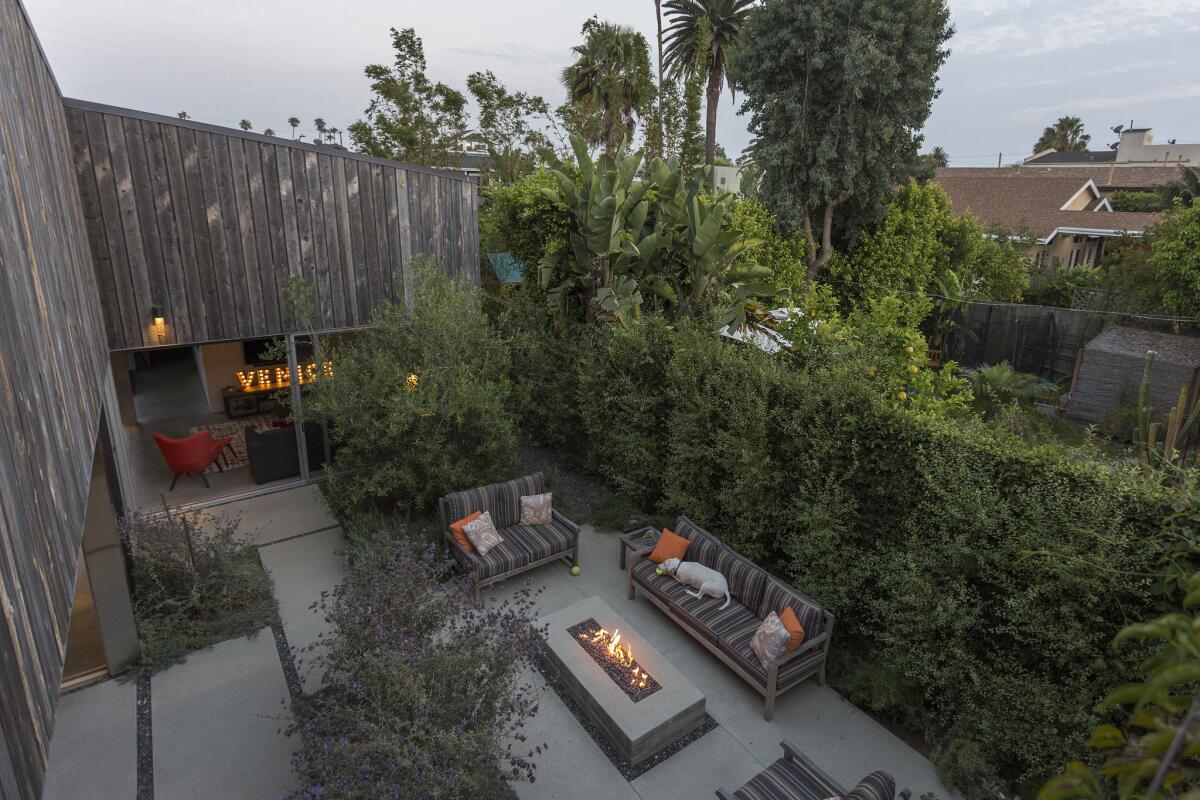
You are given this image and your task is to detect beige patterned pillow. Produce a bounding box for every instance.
[750,611,791,669]
[462,511,503,556]
[519,492,553,526]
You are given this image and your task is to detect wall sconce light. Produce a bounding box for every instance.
[150,305,166,343]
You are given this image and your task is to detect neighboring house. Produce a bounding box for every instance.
[935,167,1162,268]
[1025,126,1200,167]
[712,163,747,194]
[447,130,493,180]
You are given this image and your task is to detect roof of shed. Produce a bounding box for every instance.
[1084,326,1200,366]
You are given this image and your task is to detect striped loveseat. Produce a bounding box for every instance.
[438,472,579,605]
[628,516,833,720]
[717,740,907,800]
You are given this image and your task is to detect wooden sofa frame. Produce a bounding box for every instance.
[627,522,834,721]
[716,740,910,800]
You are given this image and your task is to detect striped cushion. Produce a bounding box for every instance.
[731,757,842,800]
[503,521,574,562]
[682,531,723,570]
[632,559,692,607]
[758,579,825,639]
[714,548,768,610]
[674,515,712,543]
[443,473,545,530]
[473,537,532,580]
[671,592,759,647]
[721,624,826,688]
[845,772,896,800]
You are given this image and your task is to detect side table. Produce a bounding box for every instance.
[619,526,660,571]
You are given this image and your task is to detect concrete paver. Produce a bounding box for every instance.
[631,725,765,800]
[513,704,640,800]
[203,484,338,546]
[259,527,345,693]
[152,630,294,800]
[42,678,137,800]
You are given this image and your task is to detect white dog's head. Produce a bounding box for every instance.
[659,557,682,575]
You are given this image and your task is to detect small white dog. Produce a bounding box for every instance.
[659,558,731,610]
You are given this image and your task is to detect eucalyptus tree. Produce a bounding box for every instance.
[663,0,754,178]
[732,0,952,281]
[561,18,655,155]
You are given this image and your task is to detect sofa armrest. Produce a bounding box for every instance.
[628,544,656,572]
[552,508,580,533]
[441,523,483,573]
[775,631,830,668]
[779,740,846,794]
[714,788,737,800]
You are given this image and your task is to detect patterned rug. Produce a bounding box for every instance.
[190,413,278,473]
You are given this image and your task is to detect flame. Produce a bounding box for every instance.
[587,626,651,688]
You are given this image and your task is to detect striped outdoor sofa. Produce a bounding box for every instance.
[438,472,579,605]
[628,516,834,720]
[717,740,907,800]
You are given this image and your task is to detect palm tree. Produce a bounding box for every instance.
[1158,165,1200,208]
[561,19,655,155]
[327,126,341,146]
[238,119,252,131]
[314,117,327,143]
[1033,116,1090,153]
[263,128,276,137]
[930,146,950,168]
[968,362,1055,420]
[287,117,300,139]
[177,111,190,120]
[663,0,754,177]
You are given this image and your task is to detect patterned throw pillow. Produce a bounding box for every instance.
[518,492,553,526]
[462,511,504,557]
[749,611,791,669]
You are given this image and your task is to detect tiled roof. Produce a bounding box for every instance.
[934,172,1161,240]
[1025,150,1117,165]
[937,165,1181,190]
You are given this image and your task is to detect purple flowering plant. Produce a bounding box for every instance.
[285,534,547,799]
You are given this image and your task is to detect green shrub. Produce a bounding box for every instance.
[502,309,1177,797]
[304,259,518,514]
[726,196,809,297]
[124,509,276,673]
[479,170,570,271]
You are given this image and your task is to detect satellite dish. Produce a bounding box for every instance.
[1110,124,1125,134]
[1108,142,1119,150]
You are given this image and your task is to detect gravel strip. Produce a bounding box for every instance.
[270,619,303,700]
[136,673,153,800]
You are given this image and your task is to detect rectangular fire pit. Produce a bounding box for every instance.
[538,595,706,766]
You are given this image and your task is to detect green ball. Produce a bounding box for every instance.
[655,567,664,576]
[571,565,581,576]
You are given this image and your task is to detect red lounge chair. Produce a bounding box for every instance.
[153,431,235,490]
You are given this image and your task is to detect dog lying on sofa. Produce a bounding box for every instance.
[659,557,731,610]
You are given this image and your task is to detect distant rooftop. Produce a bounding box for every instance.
[1024,150,1116,165]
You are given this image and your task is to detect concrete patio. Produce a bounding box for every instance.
[42,484,955,799]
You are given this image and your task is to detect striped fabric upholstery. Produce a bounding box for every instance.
[720,625,827,688]
[731,757,843,800]
[503,521,574,562]
[683,531,722,569]
[671,593,760,647]
[473,537,532,580]
[758,579,825,640]
[715,548,768,610]
[443,473,545,530]
[632,559,693,607]
[844,772,896,800]
[674,515,712,543]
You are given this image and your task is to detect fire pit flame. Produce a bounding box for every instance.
[569,618,661,702]
[590,627,650,687]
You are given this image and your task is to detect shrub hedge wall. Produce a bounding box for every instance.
[503,308,1173,797]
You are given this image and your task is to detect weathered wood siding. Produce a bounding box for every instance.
[0,1,132,797]
[64,100,481,350]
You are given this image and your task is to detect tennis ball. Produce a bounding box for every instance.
[655,567,664,576]
[571,565,581,576]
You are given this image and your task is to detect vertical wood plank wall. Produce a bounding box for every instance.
[0,1,131,797]
[63,100,481,351]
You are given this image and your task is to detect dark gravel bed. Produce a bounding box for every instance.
[567,618,661,703]
[270,618,303,700]
[136,673,153,800]
[533,648,718,781]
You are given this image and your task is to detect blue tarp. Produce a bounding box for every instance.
[487,252,525,285]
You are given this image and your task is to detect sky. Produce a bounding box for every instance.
[22,0,1200,167]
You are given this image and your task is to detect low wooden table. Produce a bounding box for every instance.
[619,526,659,570]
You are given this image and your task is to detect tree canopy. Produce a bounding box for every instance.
[1032,115,1090,154]
[561,18,655,155]
[466,71,556,184]
[731,0,952,281]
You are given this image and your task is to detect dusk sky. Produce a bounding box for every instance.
[23,0,1200,167]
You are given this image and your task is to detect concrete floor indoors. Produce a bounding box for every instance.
[42,484,957,800]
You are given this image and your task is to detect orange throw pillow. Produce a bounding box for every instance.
[779,606,806,651]
[450,511,482,551]
[648,528,690,564]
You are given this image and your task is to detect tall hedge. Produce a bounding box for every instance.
[504,311,1173,797]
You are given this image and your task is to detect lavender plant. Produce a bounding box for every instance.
[285,537,546,799]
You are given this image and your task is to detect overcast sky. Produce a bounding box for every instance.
[23,0,1200,167]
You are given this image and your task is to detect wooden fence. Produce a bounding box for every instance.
[64,99,480,351]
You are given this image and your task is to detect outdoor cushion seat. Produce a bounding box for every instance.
[721,625,828,689]
[503,521,576,562]
[718,741,906,800]
[439,473,580,605]
[730,756,841,799]
[628,515,834,720]
[474,537,534,580]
